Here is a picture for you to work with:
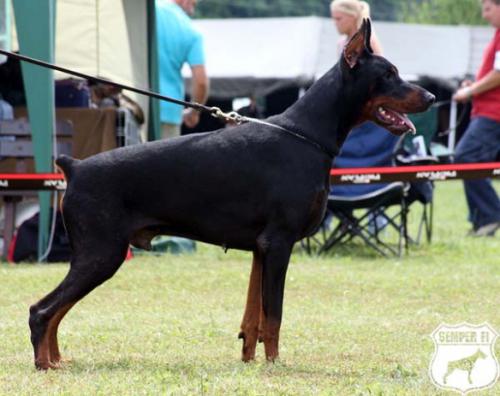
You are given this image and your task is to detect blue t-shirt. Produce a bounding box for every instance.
[156,0,205,124]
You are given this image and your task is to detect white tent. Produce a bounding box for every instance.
[185,17,337,98]
[186,17,495,99]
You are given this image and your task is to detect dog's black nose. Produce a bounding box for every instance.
[425,92,436,106]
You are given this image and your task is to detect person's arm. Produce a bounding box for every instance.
[183,65,209,128]
[453,70,500,102]
[183,28,209,129]
[191,65,209,104]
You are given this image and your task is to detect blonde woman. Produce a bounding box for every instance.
[330,0,383,55]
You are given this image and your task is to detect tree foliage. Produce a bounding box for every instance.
[196,0,330,19]
[195,0,486,26]
[195,0,399,20]
[399,0,486,26]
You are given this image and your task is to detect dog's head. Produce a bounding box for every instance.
[341,19,435,135]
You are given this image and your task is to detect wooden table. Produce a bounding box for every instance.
[0,107,119,260]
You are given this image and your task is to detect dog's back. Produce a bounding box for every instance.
[58,123,330,251]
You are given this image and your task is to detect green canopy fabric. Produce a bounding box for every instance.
[12,0,56,260]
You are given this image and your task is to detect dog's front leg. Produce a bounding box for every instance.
[259,235,293,362]
[239,250,263,362]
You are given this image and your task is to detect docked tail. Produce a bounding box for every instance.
[55,155,80,182]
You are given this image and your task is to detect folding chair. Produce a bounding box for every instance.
[394,108,439,244]
[319,181,410,256]
[302,120,436,257]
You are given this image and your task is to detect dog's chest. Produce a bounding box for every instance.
[301,188,328,237]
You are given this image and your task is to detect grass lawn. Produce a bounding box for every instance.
[0,181,499,395]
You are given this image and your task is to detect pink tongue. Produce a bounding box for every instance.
[386,109,417,133]
[401,113,416,133]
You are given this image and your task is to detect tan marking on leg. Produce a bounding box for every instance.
[47,303,75,365]
[35,303,74,370]
[35,336,56,370]
[239,251,262,362]
[258,305,264,344]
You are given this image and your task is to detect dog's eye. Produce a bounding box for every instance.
[384,70,394,79]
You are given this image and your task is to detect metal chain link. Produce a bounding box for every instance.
[209,107,247,125]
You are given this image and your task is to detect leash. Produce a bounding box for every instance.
[0,49,335,158]
[3,50,468,158]
[429,99,470,137]
[431,99,452,108]
[0,49,235,122]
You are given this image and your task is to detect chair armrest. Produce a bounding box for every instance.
[394,153,439,166]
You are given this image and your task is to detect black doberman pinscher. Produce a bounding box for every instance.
[29,20,434,369]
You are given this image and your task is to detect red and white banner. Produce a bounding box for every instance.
[0,173,66,190]
[0,163,498,190]
[330,162,500,185]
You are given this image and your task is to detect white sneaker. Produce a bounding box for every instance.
[473,222,500,237]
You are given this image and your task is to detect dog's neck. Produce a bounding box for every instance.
[277,64,365,157]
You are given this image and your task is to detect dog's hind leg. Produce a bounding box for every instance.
[46,301,75,365]
[239,250,263,362]
[29,239,128,370]
[258,233,293,362]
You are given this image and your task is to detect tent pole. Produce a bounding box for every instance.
[12,0,56,262]
[147,0,161,141]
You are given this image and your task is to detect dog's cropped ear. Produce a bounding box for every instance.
[364,18,373,53]
[343,18,372,69]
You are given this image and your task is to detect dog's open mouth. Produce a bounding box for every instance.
[375,106,416,134]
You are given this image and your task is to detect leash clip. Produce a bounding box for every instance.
[209,107,246,125]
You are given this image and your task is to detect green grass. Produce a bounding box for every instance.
[0,181,499,395]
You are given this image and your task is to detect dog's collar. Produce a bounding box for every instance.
[245,117,335,158]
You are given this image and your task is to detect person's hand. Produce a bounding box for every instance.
[453,86,473,103]
[460,79,473,88]
[182,108,200,128]
[453,79,474,103]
